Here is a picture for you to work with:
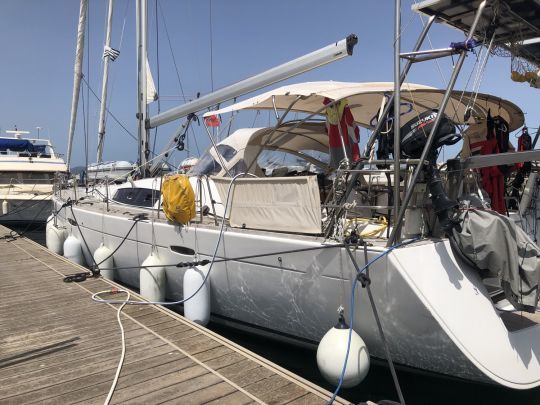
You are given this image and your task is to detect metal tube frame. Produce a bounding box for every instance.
[323,14,436,239]
[387,0,487,246]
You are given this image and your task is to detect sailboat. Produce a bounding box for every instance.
[51,0,540,391]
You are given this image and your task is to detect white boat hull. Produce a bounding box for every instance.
[53,196,540,389]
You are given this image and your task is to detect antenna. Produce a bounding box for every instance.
[6,130,30,139]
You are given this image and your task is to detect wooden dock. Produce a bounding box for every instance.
[0,226,348,404]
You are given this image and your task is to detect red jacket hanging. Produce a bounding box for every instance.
[324,97,360,168]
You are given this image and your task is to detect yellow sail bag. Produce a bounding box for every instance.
[161,174,196,224]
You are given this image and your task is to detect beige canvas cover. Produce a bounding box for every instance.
[212,176,322,234]
[203,81,524,131]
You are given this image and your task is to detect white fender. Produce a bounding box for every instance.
[2,200,8,215]
[317,316,370,388]
[140,252,166,302]
[63,234,85,265]
[183,263,211,325]
[94,243,115,280]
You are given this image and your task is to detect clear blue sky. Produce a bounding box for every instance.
[0,0,537,167]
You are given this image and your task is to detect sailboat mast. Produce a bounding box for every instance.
[136,0,150,175]
[393,0,401,235]
[66,0,88,169]
[96,0,115,164]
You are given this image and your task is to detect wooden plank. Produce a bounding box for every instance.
[192,345,234,363]
[258,382,308,404]
[118,371,222,404]
[217,359,261,383]
[6,351,185,405]
[242,374,292,398]
[204,352,246,370]
[227,366,274,387]
[205,390,255,405]
[288,392,328,405]
[37,353,194,405]
[107,364,209,404]
[0,324,143,376]
[0,338,168,396]
[162,381,237,405]
[0,228,346,405]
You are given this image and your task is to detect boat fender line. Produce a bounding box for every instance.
[63,207,148,282]
[327,236,417,405]
[91,173,247,307]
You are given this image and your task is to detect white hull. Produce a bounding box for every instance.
[53,196,540,389]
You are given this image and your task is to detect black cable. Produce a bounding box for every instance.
[93,215,146,268]
[63,204,99,282]
[95,242,346,272]
[64,206,147,282]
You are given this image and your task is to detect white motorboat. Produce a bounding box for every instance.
[86,160,136,184]
[51,0,540,394]
[0,130,66,223]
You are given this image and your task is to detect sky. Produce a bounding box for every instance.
[0,0,538,168]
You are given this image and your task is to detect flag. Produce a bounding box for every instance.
[103,45,120,61]
[205,115,220,127]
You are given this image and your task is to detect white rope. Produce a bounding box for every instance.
[98,288,131,405]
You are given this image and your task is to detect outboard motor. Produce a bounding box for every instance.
[397,110,461,234]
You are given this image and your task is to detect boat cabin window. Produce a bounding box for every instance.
[0,171,55,184]
[257,149,328,176]
[217,145,237,161]
[188,145,238,176]
[112,187,161,208]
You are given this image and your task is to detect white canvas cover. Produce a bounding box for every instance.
[212,176,322,234]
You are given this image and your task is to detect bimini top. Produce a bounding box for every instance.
[203,81,524,131]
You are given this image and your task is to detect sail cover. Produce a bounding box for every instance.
[451,208,540,312]
[146,58,157,104]
[0,139,46,153]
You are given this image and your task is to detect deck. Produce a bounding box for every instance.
[0,225,348,404]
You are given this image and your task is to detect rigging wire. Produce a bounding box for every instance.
[157,1,186,101]
[80,76,137,142]
[101,0,131,145]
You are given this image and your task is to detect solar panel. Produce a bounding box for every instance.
[413,0,540,65]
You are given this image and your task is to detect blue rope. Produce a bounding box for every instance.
[327,238,418,404]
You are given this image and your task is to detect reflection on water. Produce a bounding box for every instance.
[14,225,540,405]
